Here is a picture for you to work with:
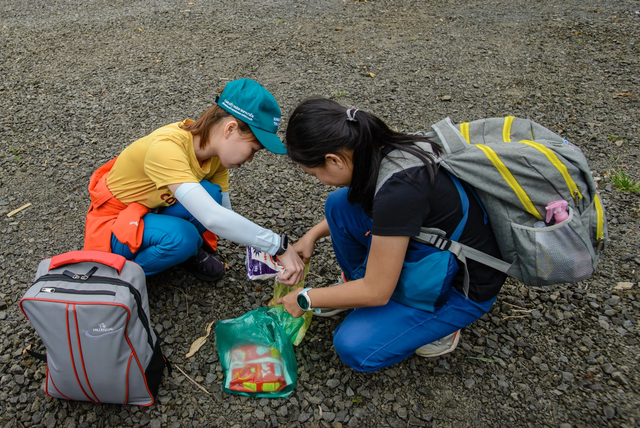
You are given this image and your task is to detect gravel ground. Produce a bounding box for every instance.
[1,0,640,427]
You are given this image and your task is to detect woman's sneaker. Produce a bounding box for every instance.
[182,249,225,283]
[314,274,348,317]
[415,330,461,358]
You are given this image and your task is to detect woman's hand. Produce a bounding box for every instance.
[293,234,316,263]
[276,245,306,286]
[273,287,305,318]
[292,219,331,263]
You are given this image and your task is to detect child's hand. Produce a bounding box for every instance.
[276,246,305,285]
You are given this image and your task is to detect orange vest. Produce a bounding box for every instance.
[83,158,151,253]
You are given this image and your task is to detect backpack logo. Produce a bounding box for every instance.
[85,322,123,338]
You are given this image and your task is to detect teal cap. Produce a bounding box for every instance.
[216,78,286,154]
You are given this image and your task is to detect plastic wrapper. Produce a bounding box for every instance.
[271,262,312,346]
[245,246,285,280]
[215,306,303,398]
[245,247,313,346]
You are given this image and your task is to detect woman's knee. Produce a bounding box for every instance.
[333,325,385,372]
[324,188,350,219]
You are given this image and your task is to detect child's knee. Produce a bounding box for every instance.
[161,220,202,255]
[199,181,223,205]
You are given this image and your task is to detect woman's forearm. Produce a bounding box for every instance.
[307,278,389,308]
[309,235,410,309]
[305,218,330,242]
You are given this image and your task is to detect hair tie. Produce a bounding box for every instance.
[346,107,359,122]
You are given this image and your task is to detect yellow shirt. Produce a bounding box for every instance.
[106,120,229,208]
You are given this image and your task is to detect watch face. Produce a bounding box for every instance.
[297,293,309,311]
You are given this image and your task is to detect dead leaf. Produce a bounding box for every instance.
[22,344,33,358]
[369,72,376,78]
[615,93,632,98]
[156,59,163,63]
[188,2,195,4]
[185,320,215,358]
[335,27,343,31]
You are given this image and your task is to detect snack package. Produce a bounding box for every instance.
[245,246,285,280]
[216,306,303,398]
[228,345,289,393]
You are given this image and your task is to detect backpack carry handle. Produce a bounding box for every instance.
[49,250,127,274]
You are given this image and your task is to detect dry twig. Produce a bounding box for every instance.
[7,203,32,218]
[502,315,529,320]
[174,364,211,395]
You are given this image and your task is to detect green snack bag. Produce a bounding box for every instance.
[271,262,312,346]
[215,306,303,398]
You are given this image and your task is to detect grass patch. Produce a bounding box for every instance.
[611,169,640,193]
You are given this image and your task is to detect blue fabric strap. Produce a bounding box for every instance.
[446,172,469,242]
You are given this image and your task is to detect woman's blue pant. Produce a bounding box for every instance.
[325,188,497,372]
[110,182,222,276]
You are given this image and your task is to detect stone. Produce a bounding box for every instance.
[604,406,616,419]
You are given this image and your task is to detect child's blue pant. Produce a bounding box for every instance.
[325,188,497,372]
[110,181,222,275]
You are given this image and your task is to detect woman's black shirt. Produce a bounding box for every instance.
[366,159,507,302]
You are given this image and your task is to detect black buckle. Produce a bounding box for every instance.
[433,237,452,251]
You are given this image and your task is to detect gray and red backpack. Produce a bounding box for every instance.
[20,250,169,406]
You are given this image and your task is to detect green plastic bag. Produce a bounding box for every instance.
[271,262,313,346]
[215,306,304,398]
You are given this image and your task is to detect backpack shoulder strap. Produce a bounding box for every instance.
[413,231,513,297]
[431,117,470,154]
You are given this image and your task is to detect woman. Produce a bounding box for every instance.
[274,98,506,371]
[83,78,304,286]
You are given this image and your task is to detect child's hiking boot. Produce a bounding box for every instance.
[415,330,461,358]
[182,248,225,282]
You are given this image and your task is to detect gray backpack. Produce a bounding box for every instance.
[20,251,168,405]
[380,116,607,294]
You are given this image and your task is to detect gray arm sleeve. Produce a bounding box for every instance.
[174,182,279,255]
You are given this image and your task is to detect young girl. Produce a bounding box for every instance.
[274,98,506,372]
[83,78,305,286]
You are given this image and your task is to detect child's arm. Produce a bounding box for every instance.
[169,182,305,285]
